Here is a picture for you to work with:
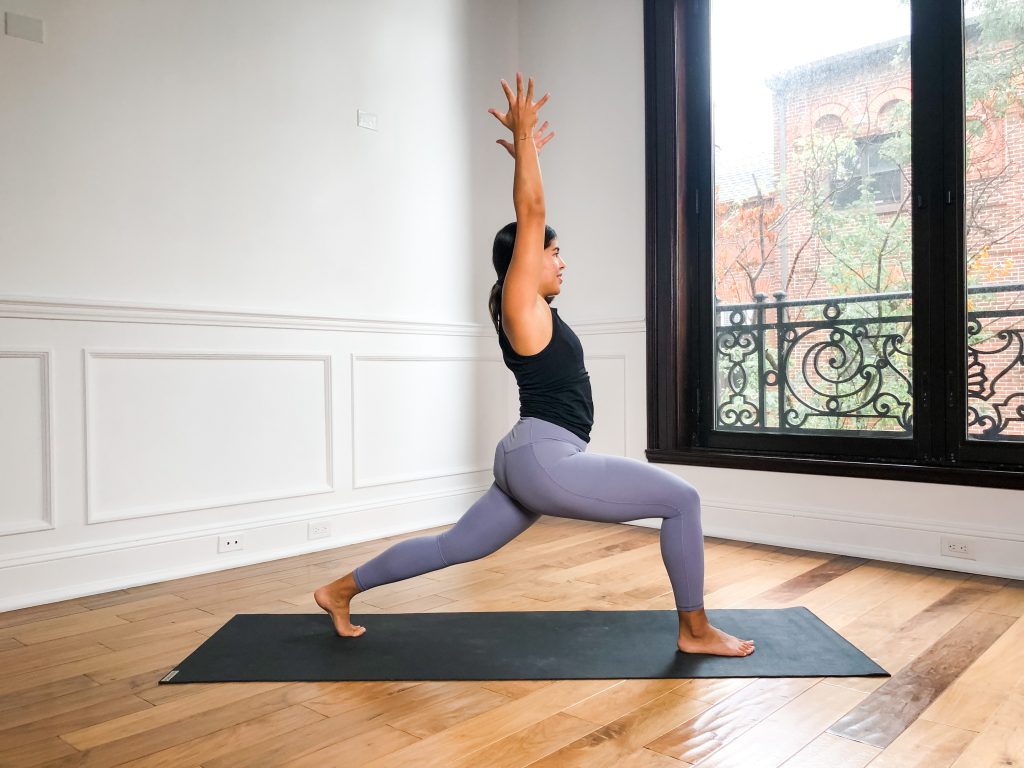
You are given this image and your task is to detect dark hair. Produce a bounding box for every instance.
[488,221,558,335]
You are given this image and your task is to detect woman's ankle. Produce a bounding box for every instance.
[677,605,709,636]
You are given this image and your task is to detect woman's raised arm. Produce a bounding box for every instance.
[488,72,550,218]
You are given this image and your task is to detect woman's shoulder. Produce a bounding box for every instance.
[502,301,555,358]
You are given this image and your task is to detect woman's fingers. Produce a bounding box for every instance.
[537,130,555,150]
[488,107,511,130]
[494,75,549,135]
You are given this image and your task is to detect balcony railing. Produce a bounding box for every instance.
[714,283,1024,439]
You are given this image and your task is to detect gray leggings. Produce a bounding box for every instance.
[353,416,705,611]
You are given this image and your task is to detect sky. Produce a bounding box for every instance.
[709,0,913,160]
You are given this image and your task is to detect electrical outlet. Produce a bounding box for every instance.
[218,533,244,553]
[308,521,331,540]
[940,535,974,560]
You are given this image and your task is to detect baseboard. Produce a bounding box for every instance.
[626,497,1024,580]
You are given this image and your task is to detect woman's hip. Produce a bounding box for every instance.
[494,420,699,517]
[498,417,588,455]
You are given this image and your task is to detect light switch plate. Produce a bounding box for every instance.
[5,12,45,44]
[357,110,378,131]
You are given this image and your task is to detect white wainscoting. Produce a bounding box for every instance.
[0,349,55,536]
[83,350,334,523]
[1,295,643,610]
[0,294,1020,612]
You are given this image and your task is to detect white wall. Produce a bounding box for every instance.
[1,0,1020,612]
[0,0,520,325]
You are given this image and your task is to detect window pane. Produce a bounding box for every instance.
[963,0,1024,442]
[710,0,913,435]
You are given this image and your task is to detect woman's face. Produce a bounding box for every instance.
[542,238,566,298]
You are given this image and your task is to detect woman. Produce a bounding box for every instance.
[315,73,754,656]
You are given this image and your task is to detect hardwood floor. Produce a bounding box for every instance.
[1,517,1022,767]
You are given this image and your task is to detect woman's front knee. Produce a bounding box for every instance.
[669,483,701,518]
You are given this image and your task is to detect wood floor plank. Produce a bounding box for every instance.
[919,614,1024,732]
[440,711,603,768]
[0,636,113,676]
[951,726,1024,768]
[819,569,985,693]
[0,735,81,767]
[687,681,868,767]
[757,555,870,603]
[827,610,1016,749]
[977,582,1024,618]
[350,680,620,768]
[949,691,1024,768]
[0,602,89,634]
[561,679,694,725]
[11,595,188,645]
[269,723,421,768]
[806,563,943,629]
[38,683,328,768]
[60,682,288,751]
[859,717,979,768]
[777,731,880,768]
[644,678,820,763]
[383,684,512,738]
[102,696,327,767]
[0,691,154,755]
[0,632,204,696]
[524,691,712,768]
[708,554,835,608]
[0,675,99,715]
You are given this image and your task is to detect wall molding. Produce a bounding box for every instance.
[82,349,335,523]
[701,496,1024,543]
[694,521,1024,581]
[0,349,55,536]
[0,294,646,335]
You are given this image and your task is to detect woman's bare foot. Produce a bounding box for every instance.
[313,572,366,637]
[677,607,755,656]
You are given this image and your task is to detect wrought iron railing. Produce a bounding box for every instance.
[714,283,1024,438]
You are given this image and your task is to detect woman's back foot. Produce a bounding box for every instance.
[313,574,366,637]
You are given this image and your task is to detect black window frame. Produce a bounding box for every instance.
[643,0,1024,490]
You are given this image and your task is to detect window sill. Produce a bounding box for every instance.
[644,447,1024,490]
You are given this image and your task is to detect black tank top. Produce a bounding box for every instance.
[498,305,594,443]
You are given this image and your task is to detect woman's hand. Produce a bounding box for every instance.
[496,120,555,158]
[487,71,550,141]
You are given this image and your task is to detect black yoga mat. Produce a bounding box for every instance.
[159,607,888,683]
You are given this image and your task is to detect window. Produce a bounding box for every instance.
[831,133,903,208]
[643,0,1024,488]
